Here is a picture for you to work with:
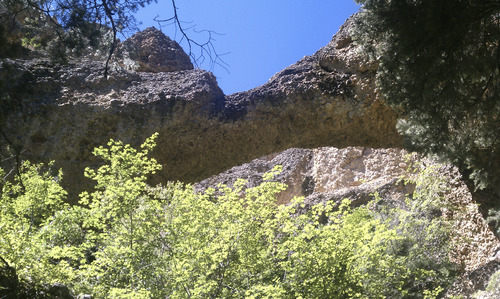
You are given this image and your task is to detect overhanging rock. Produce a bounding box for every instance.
[0,17,401,198]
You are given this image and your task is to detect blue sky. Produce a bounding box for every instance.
[133,1,360,94]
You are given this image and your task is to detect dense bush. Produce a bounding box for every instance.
[0,134,457,298]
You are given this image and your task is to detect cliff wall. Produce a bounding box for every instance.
[0,17,400,196]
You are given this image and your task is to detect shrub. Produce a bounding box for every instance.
[0,134,458,298]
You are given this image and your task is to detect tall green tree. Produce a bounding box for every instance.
[353,0,500,191]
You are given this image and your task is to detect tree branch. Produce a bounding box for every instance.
[101,0,118,78]
[154,0,229,72]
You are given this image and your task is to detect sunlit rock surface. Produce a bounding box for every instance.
[0,17,400,197]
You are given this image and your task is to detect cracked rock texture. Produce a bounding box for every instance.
[0,17,401,198]
[195,147,414,207]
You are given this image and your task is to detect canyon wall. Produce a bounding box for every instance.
[0,17,400,197]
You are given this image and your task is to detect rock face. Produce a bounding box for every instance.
[0,16,401,198]
[0,59,224,196]
[196,146,500,296]
[195,147,414,206]
[117,27,194,72]
[1,13,499,297]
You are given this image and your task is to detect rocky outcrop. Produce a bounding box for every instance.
[0,17,401,198]
[195,147,414,206]
[1,13,499,297]
[0,59,224,197]
[116,27,194,72]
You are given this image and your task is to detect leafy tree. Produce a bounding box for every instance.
[0,161,72,296]
[353,0,500,191]
[0,134,458,298]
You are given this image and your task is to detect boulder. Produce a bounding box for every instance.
[117,27,194,72]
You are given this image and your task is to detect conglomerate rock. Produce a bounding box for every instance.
[0,16,401,198]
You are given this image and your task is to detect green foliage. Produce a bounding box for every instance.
[0,161,70,291]
[353,0,500,190]
[0,0,157,61]
[487,207,500,236]
[371,162,457,297]
[21,36,42,50]
[80,133,161,224]
[0,134,458,298]
[473,269,500,298]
